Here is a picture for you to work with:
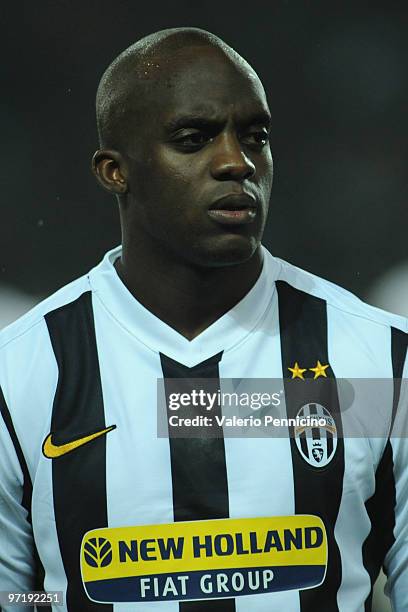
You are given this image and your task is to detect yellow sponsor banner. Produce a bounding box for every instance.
[81,515,327,584]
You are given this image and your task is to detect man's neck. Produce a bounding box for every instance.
[114,243,263,341]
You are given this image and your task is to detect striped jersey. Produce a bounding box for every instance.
[1,245,408,612]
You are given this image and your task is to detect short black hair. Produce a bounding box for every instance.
[96,27,253,150]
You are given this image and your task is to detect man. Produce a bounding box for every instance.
[0,27,407,612]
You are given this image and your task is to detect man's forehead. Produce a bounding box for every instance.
[165,47,263,91]
[140,42,254,79]
[143,50,269,123]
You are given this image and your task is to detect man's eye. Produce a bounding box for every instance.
[173,131,211,147]
[243,131,269,147]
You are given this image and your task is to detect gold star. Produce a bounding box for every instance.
[309,360,330,379]
[288,362,307,380]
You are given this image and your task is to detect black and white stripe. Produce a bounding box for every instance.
[0,387,51,612]
[361,327,408,610]
[160,352,235,612]
[277,281,345,612]
[45,291,112,612]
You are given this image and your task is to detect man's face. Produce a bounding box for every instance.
[123,46,273,267]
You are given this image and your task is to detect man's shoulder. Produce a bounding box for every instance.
[0,274,91,353]
[0,246,121,354]
[269,253,408,333]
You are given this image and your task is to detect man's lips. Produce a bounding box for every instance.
[208,193,257,225]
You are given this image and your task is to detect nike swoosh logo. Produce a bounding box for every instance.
[42,425,116,459]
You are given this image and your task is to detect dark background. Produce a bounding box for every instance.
[1,3,405,608]
[1,1,407,304]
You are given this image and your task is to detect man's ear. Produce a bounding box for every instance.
[92,149,128,194]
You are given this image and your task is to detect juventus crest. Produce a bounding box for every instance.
[294,403,338,468]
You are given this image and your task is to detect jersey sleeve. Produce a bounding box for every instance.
[0,387,36,612]
[384,355,408,610]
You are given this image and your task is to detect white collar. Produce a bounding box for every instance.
[89,245,281,366]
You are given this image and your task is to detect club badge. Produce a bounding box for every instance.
[294,403,337,468]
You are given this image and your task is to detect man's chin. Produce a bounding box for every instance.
[192,234,261,268]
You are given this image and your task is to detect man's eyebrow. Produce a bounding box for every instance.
[240,111,271,129]
[165,111,271,132]
[165,115,222,132]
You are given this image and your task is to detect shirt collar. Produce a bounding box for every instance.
[89,245,281,366]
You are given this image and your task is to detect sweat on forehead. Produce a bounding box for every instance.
[95,27,256,150]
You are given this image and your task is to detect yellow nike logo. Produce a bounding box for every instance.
[42,425,116,459]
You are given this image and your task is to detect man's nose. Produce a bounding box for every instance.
[210,132,256,182]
